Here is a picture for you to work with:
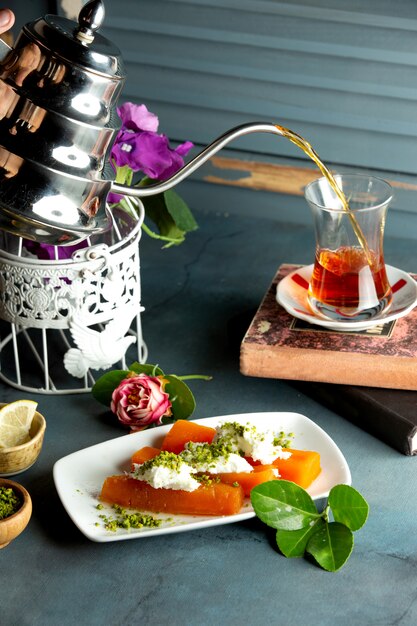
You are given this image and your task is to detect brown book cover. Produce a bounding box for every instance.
[240,263,417,390]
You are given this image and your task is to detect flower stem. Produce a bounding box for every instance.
[322,504,331,523]
[140,222,184,246]
[178,375,213,381]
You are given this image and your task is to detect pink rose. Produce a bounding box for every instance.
[111,374,172,431]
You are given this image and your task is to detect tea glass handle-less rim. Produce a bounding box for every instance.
[110,122,286,198]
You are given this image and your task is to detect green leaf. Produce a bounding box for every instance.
[142,194,185,245]
[328,485,369,531]
[164,189,198,233]
[92,370,129,406]
[250,480,321,531]
[306,522,354,572]
[164,375,196,420]
[128,362,165,377]
[276,518,325,558]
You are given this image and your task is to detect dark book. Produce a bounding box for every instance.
[295,382,417,456]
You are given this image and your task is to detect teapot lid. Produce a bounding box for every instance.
[23,0,125,79]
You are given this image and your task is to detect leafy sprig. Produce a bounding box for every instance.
[251,481,369,572]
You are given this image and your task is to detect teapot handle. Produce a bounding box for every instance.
[110,122,285,198]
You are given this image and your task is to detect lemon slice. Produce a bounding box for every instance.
[0,400,38,448]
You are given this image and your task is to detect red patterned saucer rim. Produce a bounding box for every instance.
[276,264,417,331]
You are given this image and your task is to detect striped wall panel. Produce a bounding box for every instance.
[52,0,417,234]
[100,0,417,176]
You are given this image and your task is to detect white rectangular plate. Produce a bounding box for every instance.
[53,412,351,543]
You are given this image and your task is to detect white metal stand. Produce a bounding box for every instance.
[0,199,147,394]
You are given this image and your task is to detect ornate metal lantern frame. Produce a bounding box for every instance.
[0,199,147,394]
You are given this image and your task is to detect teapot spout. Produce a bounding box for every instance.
[110,122,285,199]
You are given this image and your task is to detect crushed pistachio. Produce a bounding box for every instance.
[273,431,295,449]
[225,421,246,437]
[136,451,185,475]
[98,504,162,532]
[181,441,235,469]
[194,474,221,487]
[218,421,294,456]
[0,486,21,520]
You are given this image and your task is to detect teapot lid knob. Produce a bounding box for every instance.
[75,0,105,44]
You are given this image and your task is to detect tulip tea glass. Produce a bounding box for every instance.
[305,174,393,322]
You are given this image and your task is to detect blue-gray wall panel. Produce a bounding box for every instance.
[100,0,417,176]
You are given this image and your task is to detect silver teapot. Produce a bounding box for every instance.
[0,0,282,245]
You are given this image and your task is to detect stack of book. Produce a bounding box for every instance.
[240,263,417,456]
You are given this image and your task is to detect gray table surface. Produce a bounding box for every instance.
[1,206,416,626]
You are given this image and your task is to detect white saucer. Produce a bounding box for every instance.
[276,264,417,331]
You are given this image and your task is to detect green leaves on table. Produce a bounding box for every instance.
[251,480,321,530]
[251,481,369,572]
[328,484,369,531]
[305,522,354,572]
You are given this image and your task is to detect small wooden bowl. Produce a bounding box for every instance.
[0,478,32,548]
[0,408,46,476]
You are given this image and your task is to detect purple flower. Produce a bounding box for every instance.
[118,132,193,180]
[108,102,193,203]
[23,239,88,260]
[110,129,142,170]
[117,102,159,133]
[111,125,193,179]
